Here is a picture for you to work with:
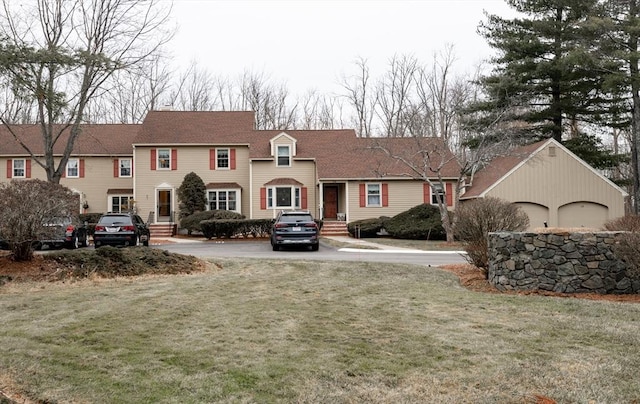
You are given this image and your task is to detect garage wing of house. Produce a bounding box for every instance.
[461,138,628,230]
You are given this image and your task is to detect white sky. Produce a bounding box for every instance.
[167,0,515,96]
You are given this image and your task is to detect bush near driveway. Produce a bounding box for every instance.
[347,204,444,240]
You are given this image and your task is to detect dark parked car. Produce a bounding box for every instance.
[270,210,320,251]
[38,216,89,250]
[93,213,150,247]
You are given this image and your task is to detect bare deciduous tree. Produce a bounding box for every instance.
[0,0,173,182]
[340,57,375,137]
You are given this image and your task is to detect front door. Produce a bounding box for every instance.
[324,186,338,219]
[158,190,172,222]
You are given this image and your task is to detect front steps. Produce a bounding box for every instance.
[149,223,176,238]
[321,221,349,237]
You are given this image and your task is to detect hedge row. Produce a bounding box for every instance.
[200,219,273,239]
[180,210,245,234]
[347,203,446,240]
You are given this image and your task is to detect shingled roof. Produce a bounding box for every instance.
[133,110,256,144]
[252,130,461,180]
[0,124,138,156]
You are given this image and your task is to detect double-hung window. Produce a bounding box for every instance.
[367,183,381,207]
[12,159,25,178]
[157,149,171,170]
[431,184,445,205]
[119,159,132,177]
[66,159,79,178]
[267,186,300,209]
[217,149,230,169]
[277,145,291,167]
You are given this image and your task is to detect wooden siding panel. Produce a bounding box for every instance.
[487,144,625,227]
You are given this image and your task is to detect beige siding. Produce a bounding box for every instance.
[134,146,251,222]
[1,156,133,214]
[487,144,625,228]
[345,180,433,222]
[250,159,318,219]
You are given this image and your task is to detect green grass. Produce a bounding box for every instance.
[1,258,639,403]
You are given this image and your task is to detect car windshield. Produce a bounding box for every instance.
[99,215,132,225]
[279,215,313,223]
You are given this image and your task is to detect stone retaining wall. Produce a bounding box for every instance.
[488,232,639,294]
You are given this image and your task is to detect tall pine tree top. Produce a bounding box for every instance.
[477,0,621,142]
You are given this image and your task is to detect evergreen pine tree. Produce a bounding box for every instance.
[177,172,206,219]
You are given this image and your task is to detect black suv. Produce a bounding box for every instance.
[270,210,320,251]
[93,213,150,247]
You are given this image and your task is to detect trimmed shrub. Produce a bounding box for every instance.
[180,210,245,235]
[347,217,387,238]
[454,197,529,274]
[385,204,445,240]
[200,219,270,239]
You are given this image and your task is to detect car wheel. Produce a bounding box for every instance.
[129,236,138,247]
[311,244,319,251]
[143,237,149,247]
[272,243,279,251]
[67,235,78,249]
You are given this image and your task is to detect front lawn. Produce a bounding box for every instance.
[0,258,639,402]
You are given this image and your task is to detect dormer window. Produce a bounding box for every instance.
[277,145,291,167]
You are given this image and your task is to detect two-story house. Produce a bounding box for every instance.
[0,110,628,235]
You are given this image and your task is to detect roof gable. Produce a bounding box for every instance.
[464,138,628,198]
[270,132,297,157]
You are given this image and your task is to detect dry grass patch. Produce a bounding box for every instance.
[1,258,639,403]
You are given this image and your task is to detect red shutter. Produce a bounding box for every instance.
[131,160,134,176]
[171,149,177,170]
[382,183,389,207]
[114,159,119,177]
[150,149,157,170]
[446,182,453,206]
[423,183,430,203]
[6,160,11,178]
[260,187,267,210]
[301,187,308,209]
[79,159,85,178]
[230,149,236,170]
[26,160,31,178]
[359,183,366,207]
[210,149,216,170]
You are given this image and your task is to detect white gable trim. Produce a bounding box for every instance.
[270,132,297,157]
[480,138,628,198]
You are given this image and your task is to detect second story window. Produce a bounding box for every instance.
[277,145,290,167]
[158,149,171,170]
[12,159,25,178]
[217,149,229,169]
[120,159,132,177]
[67,159,79,178]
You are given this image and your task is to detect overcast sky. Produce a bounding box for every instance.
[168,0,516,96]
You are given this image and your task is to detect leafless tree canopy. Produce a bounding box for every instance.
[0,0,173,182]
